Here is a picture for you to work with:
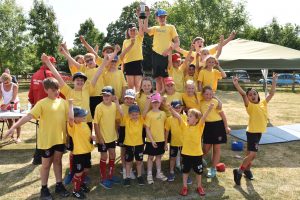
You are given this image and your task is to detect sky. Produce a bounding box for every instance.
[15,0,300,47]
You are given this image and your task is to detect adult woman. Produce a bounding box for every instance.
[0,73,21,142]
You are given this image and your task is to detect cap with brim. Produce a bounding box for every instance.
[102,43,114,52]
[172,53,181,63]
[155,9,168,17]
[124,89,135,98]
[128,23,136,29]
[73,72,87,81]
[102,86,115,95]
[73,107,88,117]
[128,105,140,113]
[150,92,161,103]
[171,100,182,108]
[164,77,175,85]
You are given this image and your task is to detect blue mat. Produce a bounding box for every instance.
[230,124,300,144]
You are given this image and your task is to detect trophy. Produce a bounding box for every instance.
[139,1,147,19]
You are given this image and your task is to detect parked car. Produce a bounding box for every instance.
[221,70,250,83]
[258,73,300,85]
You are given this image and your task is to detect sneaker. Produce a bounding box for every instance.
[196,186,205,196]
[130,170,136,180]
[179,187,188,196]
[80,183,90,193]
[244,170,254,180]
[156,172,167,181]
[122,168,126,179]
[187,176,193,185]
[15,138,21,143]
[55,184,70,197]
[100,180,112,189]
[64,172,74,185]
[109,176,121,184]
[167,173,175,182]
[137,176,145,186]
[207,167,216,178]
[147,174,154,184]
[40,188,53,200]
[72,190,86,199]
[233,169,242,185]
[123,178,131,187]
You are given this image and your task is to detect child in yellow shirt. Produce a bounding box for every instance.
[163,77,183,117]
[67,100,94,199]
[232,73,278,185]
[182,80,203,111]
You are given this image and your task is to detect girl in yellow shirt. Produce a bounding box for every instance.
[232,74,278,186]
[200,86,230,178]
[182,80,203,111]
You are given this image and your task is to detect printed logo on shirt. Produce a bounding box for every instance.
[255,143,259,150]
[156,29,166,33]
[218,136,222,141]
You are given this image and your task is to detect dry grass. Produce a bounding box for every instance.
[0,90,300,200]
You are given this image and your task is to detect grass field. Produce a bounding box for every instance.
[0,89,300,200]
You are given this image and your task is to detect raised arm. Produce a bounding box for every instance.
[4,113,33,139]
[222,31,236,46]
[59,46,82,69]
[80,35,98,58]
[119,39,135,61]
[183,44,194,73]
[41,53,65,87]
[91,56,109,86]
[113,96,124,117]
[215,60,226,78]
[266,73,278,103]
[68,99,74,127]
[168,104,182,123]
[213,94,223,110]
[138,17,144,36]
[142,7,151,33]
[215,35,224,59]
[199,103,214,124]
[232,76,249,107]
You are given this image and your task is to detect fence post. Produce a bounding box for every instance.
[292,71,296,93]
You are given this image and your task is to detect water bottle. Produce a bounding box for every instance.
[10,102,14,112]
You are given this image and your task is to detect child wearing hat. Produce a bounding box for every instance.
[163,77,183,117]
[67,100,94,199]
[93,86,120,189]
[144,92,168,184]
[144,8,180,93]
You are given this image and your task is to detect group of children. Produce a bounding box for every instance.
[3,7,279,200]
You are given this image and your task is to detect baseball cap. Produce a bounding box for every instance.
[171,100,182,108]
[164,77,175,85]
[155,9,168,17]
[73,107,88,117]
[48,56,56,63]
[72,72,87,81]
[128,104,140,113]
[102,86,115,95]
[150,92,161,103]
[128,23,136,29]
[124,89,135,99]
[172,53,181,63]
[102,43,114,52]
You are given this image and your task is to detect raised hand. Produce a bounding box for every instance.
[114,44,121,53]
[209,102,215,110]
[272,72,279,82]
[232,76,239,85]
[41,53,49,63]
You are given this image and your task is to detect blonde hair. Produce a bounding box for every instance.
[84,53,95,60]
[188,108,202,122]
[204,56,217,69]
[192,37,205,44]
[43,77,59,90]
[185,80,200,105]
[74,55,84,62]
[1,73,12,82]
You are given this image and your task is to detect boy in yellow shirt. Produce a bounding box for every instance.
[67,100,94,199]
[93,86,120,189]
[144,8,180,93]
[5,77,70,200]
[232,73,278,186]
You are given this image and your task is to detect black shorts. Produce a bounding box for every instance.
[246,132,262,152]
[73,153,92,173]
[152,50,168,78]
[97,141,116,152]
[118,126,125,147]
[125,145,144,162]
[170,146,182,158]
[90,96,103,118]
[181,155,203,175]
[124,60,143,76]
[38,144,65,158]
[144,141,165,156]
[203,120,227,144]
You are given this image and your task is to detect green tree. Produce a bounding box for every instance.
[0,0,32,74]
[28,0,62,70]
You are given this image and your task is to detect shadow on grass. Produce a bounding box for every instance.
[0,148,34,164]
[233,179,263,200]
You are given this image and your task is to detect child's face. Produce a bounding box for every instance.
[103,94,113,104]
[187,112,199,126]
[45,88,59,99]
[141,80,152,94]
[188,67,195,76]
[206,57,216,69]
[247,89,259,103]
[151,101,161,109]
[128,27,137,38]
[74,116,86,123]
[102,49,114,57]
[173,61,181,68]
[193,39,204,50]
[201,50,210,60]
[85,57,96,68]
[203,89,213,101]
[129,112,139,120]
[156,15,167,25]
[73,77,85,89]
[77,57,85,65]
[186,84,195,96]
[174,106,182,113]
[124,97,135,106]
[165,83,175,94]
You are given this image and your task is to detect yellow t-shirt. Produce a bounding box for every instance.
[182,47,217,65]
[148,24,178,55]
[116,104,129,126]
[60,83,93,122]
[103,69,128,100]
[163,92,183,117]
[123,115,144,146]
[197,69,222,92]
[136,92,148,114]
[144,110,166,142]
[122,35,144,63]
[182,92,203,110]
[67,122,94,155]
[30,98,68,149]
[246,99,268,133]
[79,65,104,97]
[181,120,205,156]
[69,65,79,76]
[165,114,187,146]
[168,64,186,93]
[199,99,222,122]
[93,102,118,143]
